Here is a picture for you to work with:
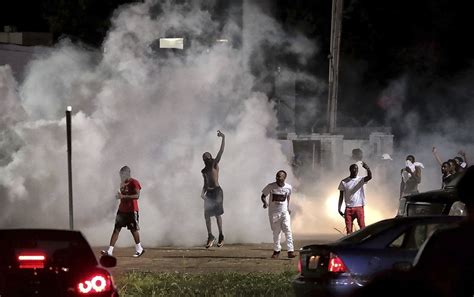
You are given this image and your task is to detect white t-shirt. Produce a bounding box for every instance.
[262,182,292,213]
[338,176,366,207]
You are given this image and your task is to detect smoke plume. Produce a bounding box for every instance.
[0,0,321,246]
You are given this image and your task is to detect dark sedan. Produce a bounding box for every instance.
[0,229,118,297]
[293,216,464,297]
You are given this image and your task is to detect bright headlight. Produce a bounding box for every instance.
[448,201,466,216]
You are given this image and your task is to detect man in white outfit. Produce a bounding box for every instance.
[261,170,295,259]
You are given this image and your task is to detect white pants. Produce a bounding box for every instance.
[269,211,294,252]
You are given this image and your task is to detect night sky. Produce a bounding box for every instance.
[2,0,473,142]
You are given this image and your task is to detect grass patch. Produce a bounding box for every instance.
[116,271,297,297]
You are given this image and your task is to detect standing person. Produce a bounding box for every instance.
[201,130,225,248]
[351,148,365,174]
[441,161,454,189]
[400,155,423,198]
[454,151,468,173]
[432,147,469,171]
[457,150,468,167]
[101,166,145,257]
[338,162,372,234]
[261,170,295,259]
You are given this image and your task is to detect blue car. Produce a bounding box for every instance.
[293,215,464,297]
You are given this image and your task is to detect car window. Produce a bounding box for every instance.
[388,223,443,250]
[389,232,405,248]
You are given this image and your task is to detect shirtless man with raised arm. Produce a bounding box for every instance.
[201,130,225,248]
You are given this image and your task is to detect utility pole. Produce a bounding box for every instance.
[327,0,344,133]
[66,106,74,230]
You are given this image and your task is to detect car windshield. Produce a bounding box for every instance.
[0,230,97,268]
[337,219,398,244]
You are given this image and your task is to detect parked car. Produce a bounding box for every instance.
[0,229,118,297]
[293,216,464,297]
[398,172,466,217]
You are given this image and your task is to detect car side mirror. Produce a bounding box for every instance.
[100,255,117,268]
[392,261,412,272]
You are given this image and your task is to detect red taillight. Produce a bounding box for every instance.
[328,253,348,273]
[17,253,46,269]
[77,272,113,294]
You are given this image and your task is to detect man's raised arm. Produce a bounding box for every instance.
[215,130,225,164]
[362,162,372,182]
[432,147,443,166]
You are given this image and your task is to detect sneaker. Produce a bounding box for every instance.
[100,250,112,256]
[206,234,216,249]
[288,251,296,258]
[133,249,145,258]
[217,234,224,247]
[271,251,280,259]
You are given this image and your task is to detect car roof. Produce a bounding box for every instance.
[341,215,463,245]
[403,189,458,202]
[382,215,464,223]
[301,215,465,249]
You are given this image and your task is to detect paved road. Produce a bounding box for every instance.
[94,234,341,277]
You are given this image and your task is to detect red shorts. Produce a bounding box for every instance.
[344,206,365,234]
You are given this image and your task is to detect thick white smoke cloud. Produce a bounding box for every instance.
[0,0,322,247]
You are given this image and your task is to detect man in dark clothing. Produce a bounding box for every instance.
[201,130,225,248]
[400,155,422,198]
[441,161,454,188]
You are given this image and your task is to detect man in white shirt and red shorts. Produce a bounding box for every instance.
[338,162,372,234]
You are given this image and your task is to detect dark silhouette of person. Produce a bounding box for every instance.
[400,155,422,198]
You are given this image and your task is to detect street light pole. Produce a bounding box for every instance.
[66,106,74,230]
[327,0,344,133]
